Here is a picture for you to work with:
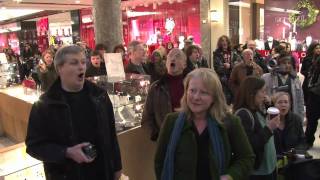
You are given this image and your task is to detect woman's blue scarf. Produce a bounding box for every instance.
[161,112,225,180]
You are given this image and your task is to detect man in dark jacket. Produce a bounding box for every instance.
[26,45,122,180]
[142,48,187,141]
[125,40,148,74]
[185,45,208,73]
[85,50,107,77]
[247,40,269,73]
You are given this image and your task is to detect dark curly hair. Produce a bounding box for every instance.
[113,44,125,53]
[306,42,320,58]
[216,35,232,52]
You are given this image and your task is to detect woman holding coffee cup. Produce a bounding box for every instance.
[234,76,280,180]
[272,92,306,154]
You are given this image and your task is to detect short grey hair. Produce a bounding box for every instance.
[167,48,186,62]
[54,45,84,70]
[127,40,142,54]
[242,48,253,56]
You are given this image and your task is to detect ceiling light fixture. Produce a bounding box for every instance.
[75,0,81,4]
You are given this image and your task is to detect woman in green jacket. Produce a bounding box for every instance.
[155,68,255,180]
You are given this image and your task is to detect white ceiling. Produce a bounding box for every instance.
[0,0,92,10]
[0,0,93,22]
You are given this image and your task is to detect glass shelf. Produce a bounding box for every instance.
[91,74,150,133]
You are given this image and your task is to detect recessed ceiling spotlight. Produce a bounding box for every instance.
[75,0,80,4]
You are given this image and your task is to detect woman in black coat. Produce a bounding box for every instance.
[213,35,240,104]
[271,92,306,154]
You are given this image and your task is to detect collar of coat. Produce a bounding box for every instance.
[39,78,107,105]
[155,72,187,86]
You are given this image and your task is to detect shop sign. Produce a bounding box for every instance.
[104,53,125,82]
[0,23,21,33]
[82,15,93,24]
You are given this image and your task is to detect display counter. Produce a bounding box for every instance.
[0,85,156,180]
[0,86,35,142]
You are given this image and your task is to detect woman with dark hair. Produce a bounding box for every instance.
[113,44,128,68]
[185,45,208,73]
[234,76,279,180]
[304,54,320,149]
[272,92,306,154]
[213,35,240,104]
[301,42,320,102]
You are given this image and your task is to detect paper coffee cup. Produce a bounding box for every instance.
[267,107,280,119]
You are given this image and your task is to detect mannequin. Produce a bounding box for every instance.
[178,36,185,50]
[306,36,313,48]
[302,36,313,51]
[265,36,279,50]
[290,36,297,51]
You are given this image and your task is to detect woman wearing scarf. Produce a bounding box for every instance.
[155,68,255,180]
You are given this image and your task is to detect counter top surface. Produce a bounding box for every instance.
[0,86,40,104]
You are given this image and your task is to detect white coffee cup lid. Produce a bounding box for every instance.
[267,107,280,115]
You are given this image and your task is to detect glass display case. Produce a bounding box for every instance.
[90,73,150,133]
[0,62,21,89]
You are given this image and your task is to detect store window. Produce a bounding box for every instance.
[265,0,320,51]
[122,0,200,47]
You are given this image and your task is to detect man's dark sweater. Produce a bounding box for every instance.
[167,74,184,111]
[85,64,107,77]
[61,87,105,179]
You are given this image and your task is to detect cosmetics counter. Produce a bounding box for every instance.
[0,74,156,180]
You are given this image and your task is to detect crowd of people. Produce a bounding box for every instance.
[4,34,316,180]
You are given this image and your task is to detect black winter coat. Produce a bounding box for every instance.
[274,112,306,154]
[236,109,273,169]
[26,79,122,180]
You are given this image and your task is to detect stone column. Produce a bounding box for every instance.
[200,0,211,67]
[93,0,123,52]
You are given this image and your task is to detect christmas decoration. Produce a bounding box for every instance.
[289,0,319,28]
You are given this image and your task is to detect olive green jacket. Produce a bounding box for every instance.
[154,112,255,180]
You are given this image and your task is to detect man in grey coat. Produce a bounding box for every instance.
[262,55,304,120]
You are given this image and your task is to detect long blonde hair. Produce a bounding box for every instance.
[178,68,230,123]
